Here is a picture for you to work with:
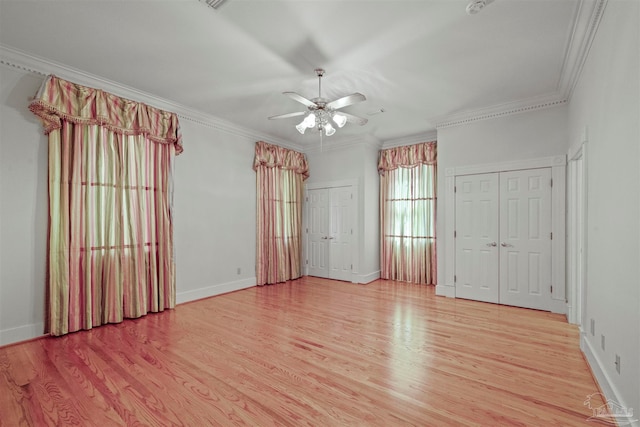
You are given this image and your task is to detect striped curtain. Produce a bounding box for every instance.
[29,75,183,336]
[379,142,437,285]
[253,141,309,286]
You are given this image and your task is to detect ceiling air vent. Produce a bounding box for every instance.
[201,0,227,9]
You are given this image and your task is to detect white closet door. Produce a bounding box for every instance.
[306,186,353,281]
[328,187,353,281]
[499,168,552,310]
[307,189,329,277]
[454,173,500,303]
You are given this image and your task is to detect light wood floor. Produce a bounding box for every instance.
[1,277,605,426]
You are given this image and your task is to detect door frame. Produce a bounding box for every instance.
[567,137,588,326]
[438,155,567,314]
[303,179,358,282]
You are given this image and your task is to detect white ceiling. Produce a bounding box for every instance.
[0,0,593,148]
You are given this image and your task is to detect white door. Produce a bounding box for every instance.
[307,189,329,277]
[328,187,353,281]
[499,169,552,310]
[454,169,553,311]
[306,186,353,281]
[454,173,500,303]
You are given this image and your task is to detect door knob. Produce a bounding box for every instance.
[328,237,335,240]
[321,236,328,240]
[501,242,513,247]
[486,242,497,247]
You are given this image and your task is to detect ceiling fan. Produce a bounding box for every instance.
[268,68,368,136]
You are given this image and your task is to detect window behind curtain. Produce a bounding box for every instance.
[29,75,182,336]
[379,142,436,285]
[253,141,309,286]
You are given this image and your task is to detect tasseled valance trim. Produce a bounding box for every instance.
[378,141,436,175]
[253,141,309,180]
[29,75,183,155]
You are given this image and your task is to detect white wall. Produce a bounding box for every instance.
[0,67,48,344]
[437,105,569,167]
[361,144,380,279]
[0,63,259,345]
[436,105,569,295]
[305,142,380,282]
[567,0,639,416]
[173,119,257,304]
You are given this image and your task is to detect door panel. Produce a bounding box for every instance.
[499,169,552,310]
[329,187,353,281]
[307,189,329,277]
[454,173,499,303]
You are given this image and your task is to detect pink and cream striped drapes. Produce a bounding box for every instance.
[30,75,182,336]
[379,141,437,285]
[253,141,309,286]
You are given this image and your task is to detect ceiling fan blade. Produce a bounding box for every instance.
[268,111,307,120]
[339,112,368,126]
[283,92,317,108]
[326,93,366,110]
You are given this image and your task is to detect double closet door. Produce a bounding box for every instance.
[455,168,552,311]
[306,186,353,282]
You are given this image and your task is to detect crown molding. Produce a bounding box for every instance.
[435,93,567,129]
[0,44,301,151]
[434,0,607,131]
[556,0,608,100]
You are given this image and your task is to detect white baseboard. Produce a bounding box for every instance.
[0,322,46,347]
[581,333,639,427]
[0,279,257,347]
[176,277,256,304]
[354,270,380,284]
[436,284,455,297]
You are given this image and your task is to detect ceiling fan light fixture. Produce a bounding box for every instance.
[269,69,368,140]
[296,113,316,133]
[324,122,336,136]
[332,113,347,128]
[304,113,316,128]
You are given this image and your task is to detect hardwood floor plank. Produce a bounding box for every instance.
[0,277,605,426]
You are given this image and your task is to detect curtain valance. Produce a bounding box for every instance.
[29,75,183,154]
[378,141,436,175]
[253,141,309,180]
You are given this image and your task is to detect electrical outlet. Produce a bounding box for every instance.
[601,334,605,351]
[237,267,241,275]
[591,319,595,336]
[615,355,621,374]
